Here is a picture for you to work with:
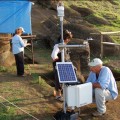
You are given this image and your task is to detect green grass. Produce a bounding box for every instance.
[0,67,54,119]
[30,73,39,84]
[64,0,120,43]
[0,104,30,120]
[113,68,120,73]
[0,64,33,74]
[0,66,8,72]
[111,36,120,44]
[103,56,120,63]
[102,56,120,73]
[31,73,53,90]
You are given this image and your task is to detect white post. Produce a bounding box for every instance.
[57,1,66,113]
[57,1,64,62]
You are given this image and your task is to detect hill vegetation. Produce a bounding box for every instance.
[34,0,120,43]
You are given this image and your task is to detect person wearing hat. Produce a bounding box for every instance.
[51,29,73,101]
[12,27,30,77]
[86,58,118,117]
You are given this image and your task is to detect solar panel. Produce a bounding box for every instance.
[56,62,77,83]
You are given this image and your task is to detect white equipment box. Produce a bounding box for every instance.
[66,83,92,107]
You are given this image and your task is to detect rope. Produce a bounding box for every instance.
[0,96,39,120]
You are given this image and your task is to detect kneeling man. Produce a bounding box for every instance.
[86,58,118,116]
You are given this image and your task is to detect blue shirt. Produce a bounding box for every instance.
[12,35,26,54]
[86,66,118,99]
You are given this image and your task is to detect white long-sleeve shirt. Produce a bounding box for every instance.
[51,43,71,62]
[51,44,60,60]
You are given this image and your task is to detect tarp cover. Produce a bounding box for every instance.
[0,0,32,34]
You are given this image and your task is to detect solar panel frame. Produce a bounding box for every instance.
[56,62,77,83]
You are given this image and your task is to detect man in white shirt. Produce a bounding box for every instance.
[86,58,118,116]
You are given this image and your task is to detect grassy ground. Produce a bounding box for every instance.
[0,64,61,120]
[0,47,120,120]
[0,65,120,120]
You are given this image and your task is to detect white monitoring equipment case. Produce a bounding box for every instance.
[66,83,92,108]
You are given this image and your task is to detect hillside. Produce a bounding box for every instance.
[31,0,120,57]
[32,0,120,38]
[0,1,120,120]
[26,0,119,80]
[30,0,120,75]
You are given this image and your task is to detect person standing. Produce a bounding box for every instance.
[12,27,30,77]
[51,29,73,101]
[86,58,118,116]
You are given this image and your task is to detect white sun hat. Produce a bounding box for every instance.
[18,27,25,32]
[88,58,103,67]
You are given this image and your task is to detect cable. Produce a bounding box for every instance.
[0,96,39,120]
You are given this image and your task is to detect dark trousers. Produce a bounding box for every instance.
[14,52,24,76]
[53,61,62,91]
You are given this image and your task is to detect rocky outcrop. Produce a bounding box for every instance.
[69,39,90,82]
[0,34,15,66]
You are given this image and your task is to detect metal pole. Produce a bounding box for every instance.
[31,38,34,64]
[57,1,66,114]
[60,18,66,113]
[60,20,64,62]
[58,44,86,48]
